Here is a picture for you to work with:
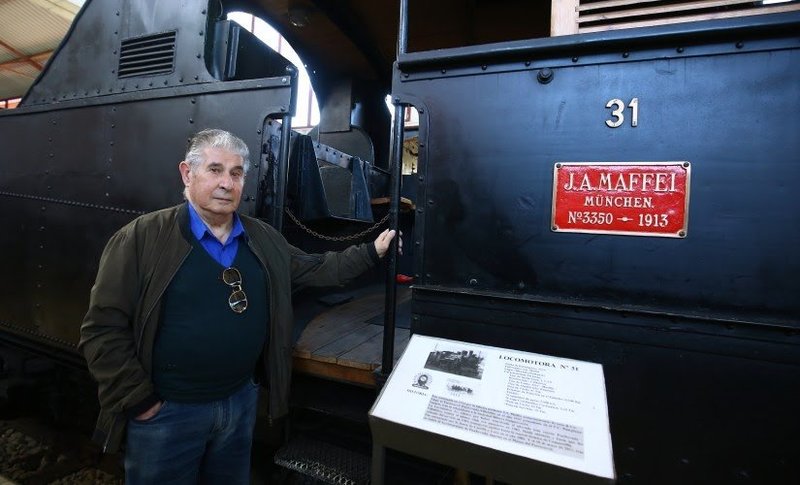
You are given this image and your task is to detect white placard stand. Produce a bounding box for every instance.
[369,334,615,484]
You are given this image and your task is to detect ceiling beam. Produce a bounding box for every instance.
[0,64,37,79]
[0,39,44,70]
[0,49,52,71]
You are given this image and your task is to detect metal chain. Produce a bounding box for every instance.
[285,207,391,242]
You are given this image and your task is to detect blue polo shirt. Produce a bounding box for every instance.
[187,202,245,267]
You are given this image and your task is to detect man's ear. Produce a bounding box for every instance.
[179,161,192,185]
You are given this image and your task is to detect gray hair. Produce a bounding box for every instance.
[185,129,251,174]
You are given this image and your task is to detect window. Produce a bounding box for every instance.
[228,12,320,131]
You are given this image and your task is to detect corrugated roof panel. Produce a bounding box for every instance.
[28,0,82,22]
[2,61,42,79]
[0,0,74,56]
[0,69,37,99]
[0,51,15,65]
[0,0,76,99]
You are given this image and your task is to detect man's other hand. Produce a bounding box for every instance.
[135,401,164,421]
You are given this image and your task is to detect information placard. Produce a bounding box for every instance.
[551,162,690,237]
[370,335,615,479]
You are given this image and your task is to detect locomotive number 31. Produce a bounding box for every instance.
[605,97,639,128]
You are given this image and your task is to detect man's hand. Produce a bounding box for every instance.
[134,401,163,421]
[374,229,402,258]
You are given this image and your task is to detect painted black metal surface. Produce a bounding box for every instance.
[397,14,800,326]
[393,12,800,483]
[0,0,297,357]
[21,1,297,108]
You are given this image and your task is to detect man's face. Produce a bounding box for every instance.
[179,146,245,220]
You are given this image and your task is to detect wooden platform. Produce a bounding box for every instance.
[293,288,411,387]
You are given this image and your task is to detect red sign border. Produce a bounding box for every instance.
[551,161,691,238]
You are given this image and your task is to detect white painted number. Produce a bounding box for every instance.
[605,99,625,128]
[628,97,639,127]
[605,97,639,128]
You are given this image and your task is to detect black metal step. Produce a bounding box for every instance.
[274,435,371,485]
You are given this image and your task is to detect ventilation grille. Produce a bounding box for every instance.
[118,31,177,79]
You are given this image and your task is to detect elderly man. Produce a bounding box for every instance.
[79,128,397,484]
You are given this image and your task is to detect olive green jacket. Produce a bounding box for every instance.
[79,203,378,452]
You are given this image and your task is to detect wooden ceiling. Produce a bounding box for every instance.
[231,0,551,85]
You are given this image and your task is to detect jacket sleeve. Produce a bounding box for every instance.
[78,225,156,416]
[289,241,380,290]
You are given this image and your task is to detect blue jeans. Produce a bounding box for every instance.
[124,380,260,485]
